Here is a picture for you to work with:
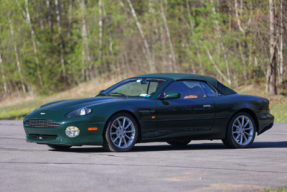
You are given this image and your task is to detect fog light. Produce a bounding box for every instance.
[65,126,80,138]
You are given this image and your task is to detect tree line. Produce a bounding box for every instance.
[0,0,286,96]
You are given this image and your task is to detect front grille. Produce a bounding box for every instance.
[29,134,57,140]
[25,119,60,128]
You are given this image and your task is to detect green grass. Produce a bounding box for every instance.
[0,108,31,120]
[264,186,287,192]
[271,102,287,122]
[0,96,68,120]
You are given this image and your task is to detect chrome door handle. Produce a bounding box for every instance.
[203,104,211,108]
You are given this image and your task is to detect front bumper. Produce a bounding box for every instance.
[24,120,105,146]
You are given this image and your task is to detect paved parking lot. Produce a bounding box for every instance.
[0,120,287,192]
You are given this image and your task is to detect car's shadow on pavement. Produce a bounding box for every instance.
[49,141,287,153]
[252,141,287,148]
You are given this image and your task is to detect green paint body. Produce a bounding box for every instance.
[23,73,274,146]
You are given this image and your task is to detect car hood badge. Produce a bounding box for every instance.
[40,112,46,115]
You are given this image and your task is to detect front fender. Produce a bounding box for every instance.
[83,99,157,140]
[84,99,156,122]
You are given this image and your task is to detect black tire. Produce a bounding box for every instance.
[222,112,256,148]
[103,112,138,152]
[47,144,72,150]
[167,140,191,146]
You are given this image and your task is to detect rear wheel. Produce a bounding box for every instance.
[103,113,138,152]
[222,112,256,148]
[167,140,191,146]
[47,144,71,150]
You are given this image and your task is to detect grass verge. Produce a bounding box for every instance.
[263,186,287,192]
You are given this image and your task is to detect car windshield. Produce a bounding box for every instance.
[100,78,166,97]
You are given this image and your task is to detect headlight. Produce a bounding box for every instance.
[65,107,92,118]
[65,126,80,137]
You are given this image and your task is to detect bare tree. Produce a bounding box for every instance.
[8,12,26,93]
[80,0,92,80]
[210,0,231,85]
[126,0,155,73]
[24,0,43,89]
[160,23,168,71]
[99,0,103,74]
[204,46,230,84]
[279,0,284,85]
[46,0,53,32]
[234,0,245,36]
[0,53,8,95]
[266,0,277,95]
[55,0,66,76]
[160,0,177,72]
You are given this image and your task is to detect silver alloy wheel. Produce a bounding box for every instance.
[110,116,135,149]
[232,115,254,145]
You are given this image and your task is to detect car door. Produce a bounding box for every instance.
[155,80,215,137]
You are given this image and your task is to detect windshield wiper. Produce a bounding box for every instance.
[108,92,127,97]
[97,93,107,96]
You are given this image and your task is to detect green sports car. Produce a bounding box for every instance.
[23,73,274,152]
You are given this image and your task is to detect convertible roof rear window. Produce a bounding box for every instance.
[217,81,236,95]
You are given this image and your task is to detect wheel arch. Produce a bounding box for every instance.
[102,110,142,143]
[228,108,259,133]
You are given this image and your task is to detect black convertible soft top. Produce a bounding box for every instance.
[136,73,236,95]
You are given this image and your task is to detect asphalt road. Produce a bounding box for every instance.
[0,121,287,192]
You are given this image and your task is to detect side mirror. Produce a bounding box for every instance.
[164,91,180,99]
[99,90,105,94]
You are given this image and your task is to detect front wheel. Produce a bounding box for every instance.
[222,112,256,148]
[47,144,72,150]
[103,113,138,152]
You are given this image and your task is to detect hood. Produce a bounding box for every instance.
[42,97,123,112]
[26,97,124,119]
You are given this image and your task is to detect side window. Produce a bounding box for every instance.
[162,81,206,99]
[200,82,217,97]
